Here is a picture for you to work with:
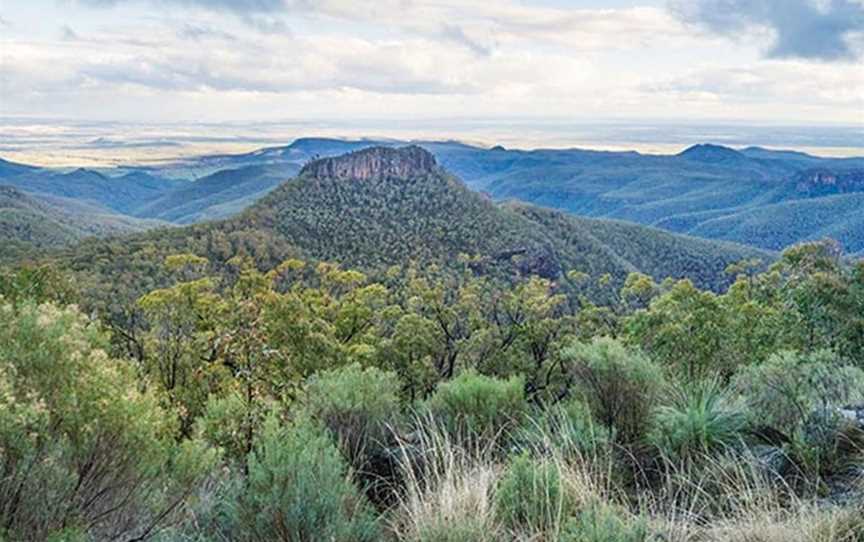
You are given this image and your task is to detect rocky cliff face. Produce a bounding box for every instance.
[300,145,438,181]
[793,168,864,196]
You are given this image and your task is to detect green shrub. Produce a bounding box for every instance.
[302,363,402,470]
[196,390,275,464]
[236,414,380,541]
[561,503,649,542]
[495,454,567,534]
[425,371,527,442]
[650,379,747,461]
[0,301,214,541]
[410,520,497,542]
[520,399,611,458]
[563,337,664,444]
[736,350,864,478]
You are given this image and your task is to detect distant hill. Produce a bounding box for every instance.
[132,164,298,224]
[146,139,864,252]
[56,146,768,309]
[4,138,863,255]
[0,157,40,179]
[0,185,165,260]
[0,168,183,214]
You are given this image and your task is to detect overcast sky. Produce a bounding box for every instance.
[1,0,862,125]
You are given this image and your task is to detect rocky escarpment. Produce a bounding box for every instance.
[300,145,438,181]
[793,168,864,196]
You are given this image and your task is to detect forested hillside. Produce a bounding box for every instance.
[2,214,862,541]
[3,138,863,255]
[0,185,165,262]
[43,146,767,323]
[132,164,298,224]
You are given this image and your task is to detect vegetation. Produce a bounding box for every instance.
[0,185,162,261]
[2,147,864,540]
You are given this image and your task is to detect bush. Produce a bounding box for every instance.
[563,337,664,444]
[406,517,497,542]
[736,350,864,478]
[302,363,402,470]
[235,415,380,541]
[649,379,747,461]
[0,301,214,541]
[196,390,276,464]
[520,399,611,459]
[425,371,527,442]
[561,503,649,542]
[495,454,567,534]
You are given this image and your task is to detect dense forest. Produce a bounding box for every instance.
[2,147,864,541]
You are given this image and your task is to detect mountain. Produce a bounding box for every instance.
[1,168,183,214]
[790,168,864,197]
[57,146,768,308]
[144,138,864,253]
[0,185,165,260]
[678,143,750,165]
[0,157,40,179]
[7,138,862,256]
[132,164,298,224]
[684,193,864,252]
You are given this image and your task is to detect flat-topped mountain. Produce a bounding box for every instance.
[5,137,864,256]
[58,146,767,309]
[300,145,438,181]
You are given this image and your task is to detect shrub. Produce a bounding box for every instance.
[235,414,380,541]
[0,301,214,541]
[650,379,747,461]
[563,337,664,444]
[407,521,496,542]
[196,390,276,464]
[520,399,611,459]
[495,454,568,534]
[302,363,402,470]
[561,503,649,542]
[736,350,864,478]
[425,371,527,442]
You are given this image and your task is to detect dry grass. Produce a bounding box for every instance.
[387,415,864,542]
[389,415,502,542]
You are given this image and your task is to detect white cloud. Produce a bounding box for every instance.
[0,0,860,125]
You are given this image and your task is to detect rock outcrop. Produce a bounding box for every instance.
[793,169,864,196]
[300,145,438,181]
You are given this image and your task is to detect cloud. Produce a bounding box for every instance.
[439,24,491,56]
[61,25,80,40]
[670,0,864,61]
[176,22,236,41]
[646,61,864,107]
[78,0,287,13]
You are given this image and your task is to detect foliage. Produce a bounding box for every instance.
[0,263,79,306]
[0,301,215,541]
[233,415,380,542]
[301,363,402,472]
[649,379,747,461]
[736,349,864,477]
[624,279,728,380]
[561,503,650,542]
[494,454,568,534]
[563,337,664,443]
[425,371,527,442]
[519,399,611,459]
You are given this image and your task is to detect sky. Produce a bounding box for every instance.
[0,0,862,133]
